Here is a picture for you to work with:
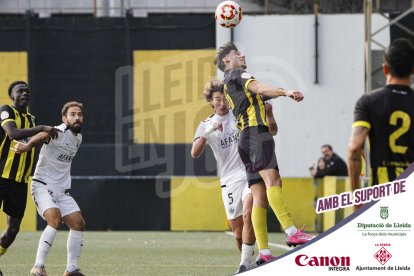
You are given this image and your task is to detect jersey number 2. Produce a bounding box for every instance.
[389,111,410,154]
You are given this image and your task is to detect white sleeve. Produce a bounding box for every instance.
[193,121,206,142]
[45,123,66,145]
[55,123,67,132]
[46,133,61,146]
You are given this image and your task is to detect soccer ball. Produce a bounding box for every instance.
[215,1,242,28]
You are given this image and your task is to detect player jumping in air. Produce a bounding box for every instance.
[215,42,314,264]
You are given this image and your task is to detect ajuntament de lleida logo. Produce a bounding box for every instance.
[380,206,389,219]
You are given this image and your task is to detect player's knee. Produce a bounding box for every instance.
[255,193,268,207]
[275,177,282,187]
[270,175,282,187]
[77,219,86,231]
[71,218,86,231]
[232,223,242,241]
[47,217,63,229]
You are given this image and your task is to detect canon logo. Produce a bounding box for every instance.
[295,254,350,267]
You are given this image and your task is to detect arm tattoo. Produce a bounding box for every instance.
[350,156,361,162]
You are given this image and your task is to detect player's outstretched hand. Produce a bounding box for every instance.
[286,90,304,102]
[11,141,31,154]
[43,126,61,139]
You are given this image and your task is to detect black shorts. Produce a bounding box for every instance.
[238,126,279,186]
[0,177,28,219]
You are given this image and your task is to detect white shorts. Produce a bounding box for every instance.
[31,181,80,219]
[221,178,251,220]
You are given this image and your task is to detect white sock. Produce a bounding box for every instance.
[35,225,58,267]
[240,244,254,266]
[285,225,298,236]
[66,230,84,272]
[259,248,272,256]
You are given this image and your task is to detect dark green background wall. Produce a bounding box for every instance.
[0,14,216,230]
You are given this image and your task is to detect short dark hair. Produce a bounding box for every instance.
[384,38,414,78]
[8,80,28,96]
[214,42,239,72]
[321,144,333,151]
[61,101,83,116]
[203,77,224,102]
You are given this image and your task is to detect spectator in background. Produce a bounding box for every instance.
[309,145,348,178]
[309,157,326,179]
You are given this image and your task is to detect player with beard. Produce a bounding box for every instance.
[13,101,86,276]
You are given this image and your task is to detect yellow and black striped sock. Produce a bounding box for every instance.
[267,186,294,230]
[251,206,268,250]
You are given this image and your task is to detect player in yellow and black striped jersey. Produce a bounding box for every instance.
[348,38,414,210]
[0,81,59,260]
[215,42,314,265]
[0,103,36,184]
[353,85,414,185]
[223,68,267,131]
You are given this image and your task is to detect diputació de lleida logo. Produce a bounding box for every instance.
[380,206,389,219]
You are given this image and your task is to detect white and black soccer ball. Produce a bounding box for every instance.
[215,1,243,28]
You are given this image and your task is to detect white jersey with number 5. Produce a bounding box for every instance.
[33,123,82,190]
[194,112,246,185]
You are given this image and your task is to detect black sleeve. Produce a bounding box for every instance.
[354,94,371,125]
[0,105,16,127]
[232,68,255,89]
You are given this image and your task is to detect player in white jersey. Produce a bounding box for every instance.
[191,77,277,274]
[12,101,85,276]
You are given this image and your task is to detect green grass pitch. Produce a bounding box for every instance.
[0,231,293,275]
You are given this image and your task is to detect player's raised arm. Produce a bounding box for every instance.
[2,122,60,141]
[11,132,51,154]
[191,122,208,159]
[248,80,304,102]
[191,121,222,158]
